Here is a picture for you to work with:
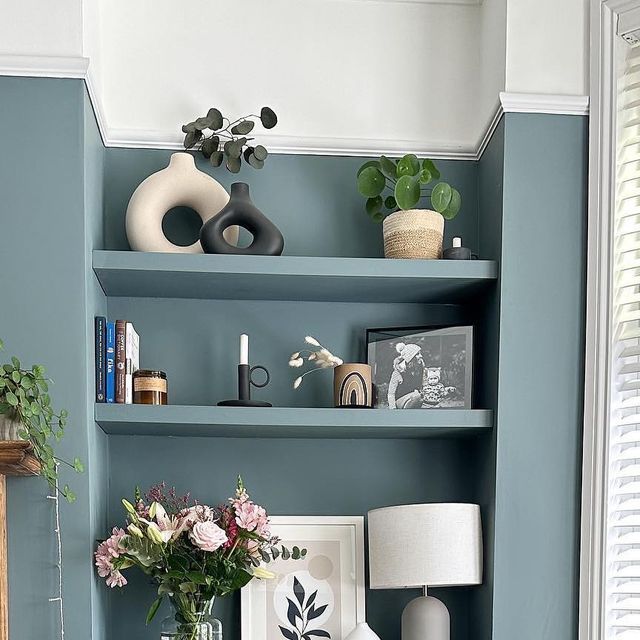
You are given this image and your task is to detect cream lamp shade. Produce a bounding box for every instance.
[368,503,482,589]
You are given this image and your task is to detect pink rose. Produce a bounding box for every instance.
[235,501,270,535]
[189,521,228,552]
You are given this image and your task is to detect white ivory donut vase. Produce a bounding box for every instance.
[125,152,237,253]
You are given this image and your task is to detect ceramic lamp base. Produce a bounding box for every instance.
[401,595,450,640]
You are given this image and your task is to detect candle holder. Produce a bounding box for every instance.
[218,364,272,407]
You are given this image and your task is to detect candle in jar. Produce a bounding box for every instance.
[240,334,249,365]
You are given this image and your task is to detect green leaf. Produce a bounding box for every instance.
[380,155,398,180]
[210,151,224,167]
[231,120,255,135]
[226,156,241,173]
[253,145,268,161]
[431,182,453,213]
[63,486,76,503]
[384,195,397,210]
[419,168,432,184]
[371,211,384,223]
[357,166,386,198]
[146,597,163,625]
[394,175,421,210]
[5,391,17,407]
[357,160,381,177]
[73,457,84,473]
[11,357,20,370]
[260,107,278,129]
[397,154,420,178]
[366,196,383,216]
[206,108,224,130]
[442,187,461,220]
[201,136,219,158]
[422,158,441,180]
[11,370,20,384]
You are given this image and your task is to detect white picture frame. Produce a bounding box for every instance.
[241,516,366,640]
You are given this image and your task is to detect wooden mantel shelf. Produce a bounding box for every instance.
[0,441,40,476]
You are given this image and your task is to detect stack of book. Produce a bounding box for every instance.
[95,317,140,404]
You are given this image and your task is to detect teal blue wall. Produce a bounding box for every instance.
[0,76,587,640]
[103,149,480,258]
[0,76,99,639]
[491,113,586,640]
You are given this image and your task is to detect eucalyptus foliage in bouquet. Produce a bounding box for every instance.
[95,478,304,633]
[182,106,278,173]
[0,338,83,502]
[357,154,461,222]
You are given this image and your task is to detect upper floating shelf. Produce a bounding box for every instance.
[95,404,493,439]
[93,251,498,303]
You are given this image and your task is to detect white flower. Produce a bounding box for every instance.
[293,377,303,389]
[289,358,304,367]
[253,566,276,580]
[330,356,343,366]
[290,352,300,359]
[308,353,317,361]
[305,336,321,347]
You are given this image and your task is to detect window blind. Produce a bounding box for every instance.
[607,41,640,639]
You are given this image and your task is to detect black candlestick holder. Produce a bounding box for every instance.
[218,364,272,407]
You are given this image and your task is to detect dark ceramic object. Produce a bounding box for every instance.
[200,182,284,255]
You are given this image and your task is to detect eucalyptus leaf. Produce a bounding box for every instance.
[201,136,219,158]
[206,108,224,130]
[253,145,268,161]
[394,175,421,210]
[248,154,265,170]
[260,106,278,129]
[231,120,255,135]
[226,156,242,173]
[183,130,202,150]
[181,122,197,134]
[431,182,453,213]
[357,167,386,198]
[194,117,211,131]
[210,151,224,167]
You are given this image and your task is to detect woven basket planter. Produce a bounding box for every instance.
[383,209,444,259]
[0,412,23,441]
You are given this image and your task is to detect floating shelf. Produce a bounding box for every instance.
[0,442,40,476]
[95,404,493,439]
[93,251,498,303]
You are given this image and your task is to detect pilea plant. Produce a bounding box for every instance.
[357,154,462,222]
[182,106,278,174]
[0,339,83,502]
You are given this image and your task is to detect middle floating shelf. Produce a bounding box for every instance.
[95,404,493,439]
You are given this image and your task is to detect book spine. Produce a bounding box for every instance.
[106,322,116,403]
[94,317,106,402]
[115,320,127,404]
[125,322,140,404]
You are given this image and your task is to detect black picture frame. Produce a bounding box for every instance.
[366,325,474,409]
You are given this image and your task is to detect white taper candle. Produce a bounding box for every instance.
[240,334,249,365]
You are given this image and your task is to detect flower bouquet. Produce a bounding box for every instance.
[95,478,304,639]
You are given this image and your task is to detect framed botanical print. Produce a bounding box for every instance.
[241,516,365,640]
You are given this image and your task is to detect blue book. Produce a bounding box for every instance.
[106,321,116,403]
[95,316,106,402]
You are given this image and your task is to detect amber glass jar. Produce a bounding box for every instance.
[133,370,168,405]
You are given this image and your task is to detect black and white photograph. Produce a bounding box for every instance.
[367,326,473,409]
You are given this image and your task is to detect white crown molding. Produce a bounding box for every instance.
[344,0,481,4]
[0,56,589,160]
[0,54,88,78]
[500,92,590,116]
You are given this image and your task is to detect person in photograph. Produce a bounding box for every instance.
[387,343,424,409]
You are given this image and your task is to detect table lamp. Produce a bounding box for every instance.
[368,503,482,640]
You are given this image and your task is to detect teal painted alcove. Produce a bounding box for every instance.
[0,75,586,640]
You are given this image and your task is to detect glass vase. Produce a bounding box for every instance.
[160,595,222,640]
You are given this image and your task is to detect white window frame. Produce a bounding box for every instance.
[581,2,640,638]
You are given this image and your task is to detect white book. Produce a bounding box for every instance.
[125,322,140,404]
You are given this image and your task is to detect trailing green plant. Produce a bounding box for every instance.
[357,154,461,222]
[182,106,278,174]
[0,339,83,502]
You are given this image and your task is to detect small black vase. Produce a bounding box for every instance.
[200,182,284,255]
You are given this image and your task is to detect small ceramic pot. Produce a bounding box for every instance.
[383,209,444,259]
[345,623,382,640]
[0,412,23,441]
[334,364,372,408]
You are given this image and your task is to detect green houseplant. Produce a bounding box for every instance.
[357,154,461,259]
[182,106,278,174]
[0,339,83,502]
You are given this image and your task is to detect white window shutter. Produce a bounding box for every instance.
[607,42,640,639]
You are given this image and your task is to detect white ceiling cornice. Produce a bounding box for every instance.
[0,56,589,161]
